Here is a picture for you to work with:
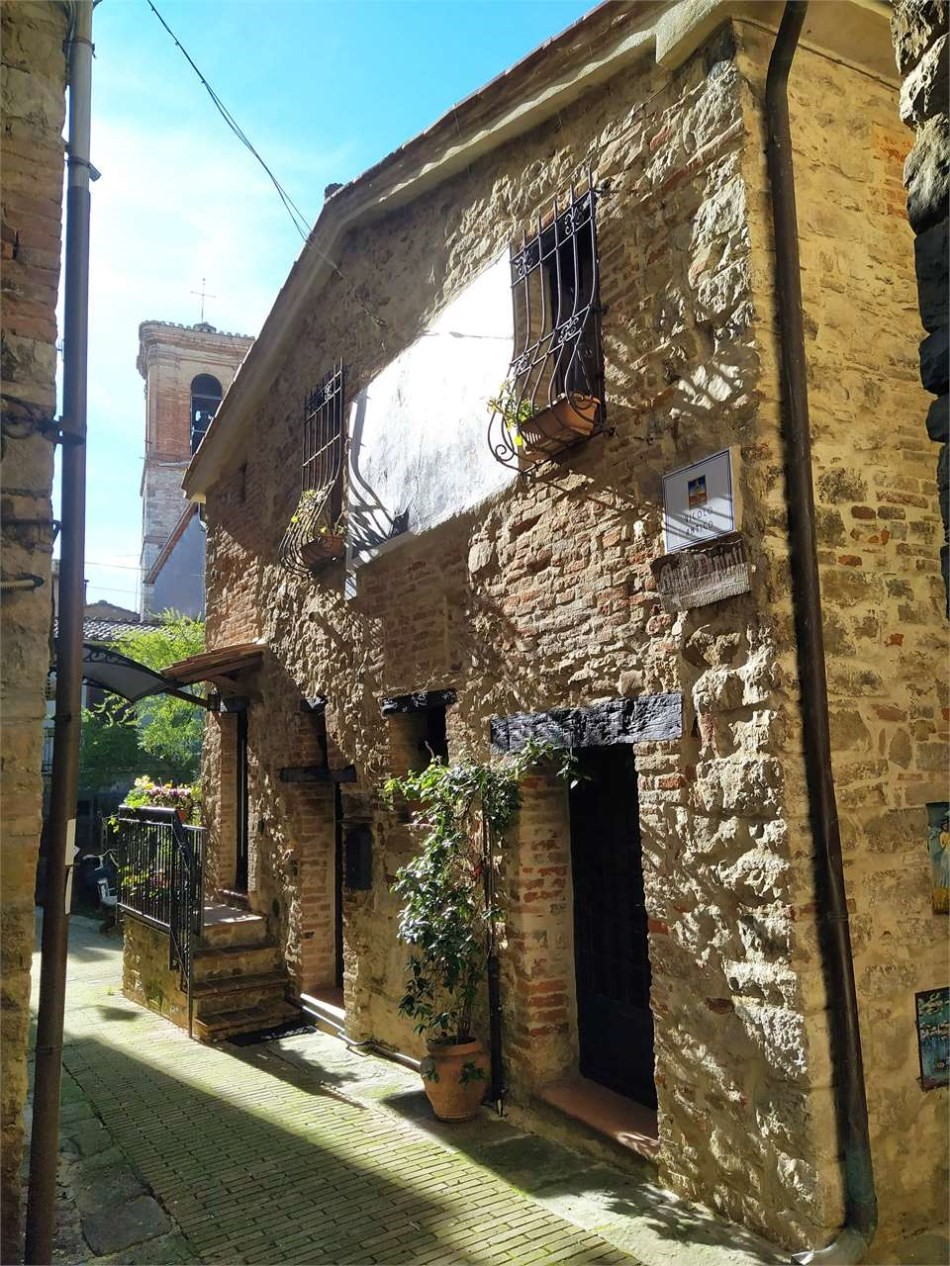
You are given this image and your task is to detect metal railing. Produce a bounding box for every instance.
[113,805,205,1036]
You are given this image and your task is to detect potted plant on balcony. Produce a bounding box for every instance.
[386,741,577,1121]
[490,382,598,466]
[291,492,346,569]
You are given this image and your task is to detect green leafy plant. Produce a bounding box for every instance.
[488,382,536,452]
[101,612,206,785]
[386,739,578,1046]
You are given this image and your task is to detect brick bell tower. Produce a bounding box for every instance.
[137,321,253,619]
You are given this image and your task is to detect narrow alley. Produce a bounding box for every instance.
[32,916,780,1266]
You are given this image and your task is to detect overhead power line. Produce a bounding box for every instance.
[144,0,389,339]
[145,0,310,241]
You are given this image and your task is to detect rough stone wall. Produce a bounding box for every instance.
[736,24,949,1257]
[896,1,947,602]
[200,20,945,1255]
[122,918,188,1028]
[891,1,949,603]
[0,2,67,1259]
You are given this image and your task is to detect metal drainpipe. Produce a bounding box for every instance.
[763,5,877,1263]
[24,2,94,1261]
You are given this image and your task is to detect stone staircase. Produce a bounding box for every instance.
[190,904,298,1043]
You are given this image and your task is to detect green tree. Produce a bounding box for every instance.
[78,704,144,793]
[103,612,206,786]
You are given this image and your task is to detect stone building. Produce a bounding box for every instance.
[0,1,69,1258]
[890,0,949,602]
[137,320,252,619]
[178,1,946,1258]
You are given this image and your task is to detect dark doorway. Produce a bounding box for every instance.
[569,745,656,1108]
[235,709,249,893]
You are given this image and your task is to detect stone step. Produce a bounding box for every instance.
[299,991,345,1039]
[193,941,282,982]
[192,970,290,1018]
[200,904,269,949]
[193,999,299,1044]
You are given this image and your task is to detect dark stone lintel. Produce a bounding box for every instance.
[380,688,457,716]
[490,693,682,754]
[299,696,328,714]
[279,765,357,783]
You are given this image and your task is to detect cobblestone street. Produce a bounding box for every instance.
[31,916,781,1266]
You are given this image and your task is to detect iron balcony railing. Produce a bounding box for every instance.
[113,805,205,1036]
[489,174,606,473]
[278,361,346,575]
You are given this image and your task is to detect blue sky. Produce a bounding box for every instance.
[77,0,595,609]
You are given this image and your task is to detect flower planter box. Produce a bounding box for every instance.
[299,532,346,569]
[514,394,599,464]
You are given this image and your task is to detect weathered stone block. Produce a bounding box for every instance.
[926,394,949,443]
[915,217,949,332]
[904,113,950,235]
[920,326,950,395]
[900,35,950,126]
[892,0,949,75]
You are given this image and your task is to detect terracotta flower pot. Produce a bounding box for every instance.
[421,1038,489,1122]
[299,531,345,569]
[516,394,599,463]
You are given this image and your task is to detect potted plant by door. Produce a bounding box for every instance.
[387,742,578,1122]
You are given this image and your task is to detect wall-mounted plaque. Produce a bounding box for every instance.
[927,802,949,914]
[663,448,740,553]
[916,986,949,1090]
[651,532,751,613]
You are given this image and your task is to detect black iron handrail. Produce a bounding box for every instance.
[113,805,205,1037]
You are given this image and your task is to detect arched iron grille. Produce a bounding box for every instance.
[278,362,346,575]
[488,175,605,473]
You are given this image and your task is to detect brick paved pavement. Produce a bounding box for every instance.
[31,917,781,1266]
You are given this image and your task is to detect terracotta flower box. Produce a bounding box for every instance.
[515,394,599,463]
[299,532,346,569]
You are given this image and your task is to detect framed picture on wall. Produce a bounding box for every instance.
[927,802,949,914]
[915,986,949,1090]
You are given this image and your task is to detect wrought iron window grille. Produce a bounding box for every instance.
[279,362,346,575]
[488,175,606,473]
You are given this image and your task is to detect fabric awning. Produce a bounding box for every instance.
[81,643,207,705]
[163,643,264,688]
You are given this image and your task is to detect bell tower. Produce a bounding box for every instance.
[137,320,253,618]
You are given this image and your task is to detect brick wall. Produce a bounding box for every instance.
[199,18,946,1256]
[0,2,68,1258]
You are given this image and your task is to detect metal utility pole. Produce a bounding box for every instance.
[25,2,94,1260]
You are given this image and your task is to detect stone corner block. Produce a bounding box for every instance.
[892,0,949,76]
[920,327,950,396]
[926,394,950,444]
[905,114,950,236]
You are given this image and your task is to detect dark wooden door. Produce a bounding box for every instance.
[569,746,656,1107]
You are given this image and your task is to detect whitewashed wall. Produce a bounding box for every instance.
[347,253,514,583]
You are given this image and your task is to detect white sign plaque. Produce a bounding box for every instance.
[662,448,739,553]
